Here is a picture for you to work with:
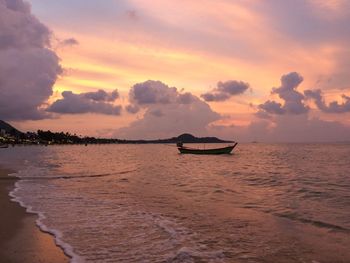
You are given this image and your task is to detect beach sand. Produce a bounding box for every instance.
[0,167,69,263]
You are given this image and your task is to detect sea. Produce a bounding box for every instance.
[0,143,350,263]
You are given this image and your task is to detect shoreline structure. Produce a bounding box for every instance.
[0,166,69,263]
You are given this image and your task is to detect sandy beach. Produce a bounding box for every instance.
[0,167,69,263]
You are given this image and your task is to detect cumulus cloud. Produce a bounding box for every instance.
[236,72,350,142]
[257,72,309,117]
[0,0,62,120]
[47,89,121,115]
[304,89,350,113]
[129,80,178,105]
[201,92,229,102]
[128,80,198,107]
[177,92,196,104]
[258,100,285,115]
[201,80,249,102]
[115,80,220,139]
[83,89,119,102]
[117,77,350,142]
[0,0,50,49]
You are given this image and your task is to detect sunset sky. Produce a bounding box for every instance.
[1,0,350,141]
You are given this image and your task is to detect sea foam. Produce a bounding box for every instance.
[9,176,85,263]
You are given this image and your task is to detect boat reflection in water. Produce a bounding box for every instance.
[177,142,238,155]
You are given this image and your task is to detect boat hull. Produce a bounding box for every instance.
[178,143,237,155]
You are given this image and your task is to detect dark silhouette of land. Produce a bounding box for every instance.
[0,120,232,145]
[0,120,22,137]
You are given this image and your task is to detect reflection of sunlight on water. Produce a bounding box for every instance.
[1,143,350,262]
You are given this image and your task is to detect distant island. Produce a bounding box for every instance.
[0,120,232,145]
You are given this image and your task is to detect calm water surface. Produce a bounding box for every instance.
[1,144,350,263]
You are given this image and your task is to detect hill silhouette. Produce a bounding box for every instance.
[0,120,23,136]
[120,133,232,144]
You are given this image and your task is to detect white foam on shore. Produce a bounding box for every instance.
[148,213,225,262]
[9,177,85,263]
[165,246,225,263]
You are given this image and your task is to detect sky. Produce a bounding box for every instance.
[1,0,350,142]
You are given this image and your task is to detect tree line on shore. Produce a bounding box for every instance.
[1,129,121,145]
[0,120,231,145]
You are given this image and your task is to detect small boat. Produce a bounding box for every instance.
[177,142,238,155]
[0,144,9,149]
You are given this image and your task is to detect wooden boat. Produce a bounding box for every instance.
[177,142,238,155]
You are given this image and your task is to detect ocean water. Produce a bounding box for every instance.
[1,143,350,263]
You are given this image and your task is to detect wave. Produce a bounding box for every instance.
[9,181,85,263]
[13,169,137,181]
[165,246,225,263]
[6,168,137,262]
[273,212,350,233]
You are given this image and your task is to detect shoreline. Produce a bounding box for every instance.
[0,167,69,263]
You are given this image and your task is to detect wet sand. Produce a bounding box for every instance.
[0,167,69,263]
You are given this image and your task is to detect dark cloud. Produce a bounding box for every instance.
[201,92,230,102]
[258,72,309,117]
[60,38,79,47]
[304,89,350,113]
[218,80,250,95]
[0,0,50,50]
[118,77,350,142]
[272,72,308,114]
[201,80,249,102]
[83,89,119,102]
[47,90,121,115]
[129,80,178,105]
[254,110,272,120]
[115,80,220,139]
[241,72,350,142]
[177,92,196,104]
[128,80,197,107]
[4,0,30,12]
[258,100,285,115]
[0,0,62,121]
[125,104,140,114]
[304,89,326,111]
